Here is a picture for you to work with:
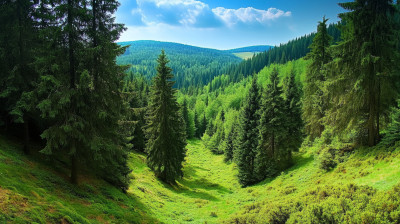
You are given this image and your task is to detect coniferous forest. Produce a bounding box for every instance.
[1,0,400,223]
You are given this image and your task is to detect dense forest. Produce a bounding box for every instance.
[117,40,242,90]
[1,0,400,223]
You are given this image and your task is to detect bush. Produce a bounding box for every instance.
[318,148,336,171]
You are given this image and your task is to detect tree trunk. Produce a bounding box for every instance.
[23,119,30,155]
[70,154,78,184]
[367,69,377,147]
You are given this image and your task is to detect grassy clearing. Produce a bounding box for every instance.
[1,136,400,223]
[0,135,157,223]
[233,52,257,60]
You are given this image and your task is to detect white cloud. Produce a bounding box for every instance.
[129,0,291,28]
[212,7,291,27]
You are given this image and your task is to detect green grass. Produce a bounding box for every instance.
[233,52,257,60]
[0,135,157,223]
[2,136,400,223]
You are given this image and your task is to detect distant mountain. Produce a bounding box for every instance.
[225,45,274,53]
[117,40,242,89]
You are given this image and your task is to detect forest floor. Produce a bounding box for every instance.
[1,136,400,223]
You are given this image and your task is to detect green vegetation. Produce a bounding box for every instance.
[1,0,400,223]
[117,40,242,89]
[145,50,187,183]
[3,134,400,223]
[0,134,156,223]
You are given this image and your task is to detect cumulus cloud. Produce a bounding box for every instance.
[133,0,222,28]
[129,0,291,28]
[212,7,291,27]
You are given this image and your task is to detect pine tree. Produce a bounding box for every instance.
[326,0,400,146]
[30,0,130,190]
[282,70,303,167]
[0,0,38,154]
[224,122,237,163]
[237,76,260,187]
[182,98,190,138]
[256,68,286,180]
[303,16,332,140]
[194,110,200,138]
[145,50,187,184]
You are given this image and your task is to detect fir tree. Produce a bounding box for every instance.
[303,16,332,140]
[237,76,260,187]
[326,0,400,146]
[0,0,38,154]
[224,122,237,163]
[282,70,303,166]
[30,0,130,190]
[256,68,286,180]
[145,50,187,184]
[182,98,190,138]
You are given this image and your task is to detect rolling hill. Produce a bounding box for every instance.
[117,40,242,89]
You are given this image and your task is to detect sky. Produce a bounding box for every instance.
[115,0,347,50]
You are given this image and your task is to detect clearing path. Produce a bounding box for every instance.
[128,139,265,223]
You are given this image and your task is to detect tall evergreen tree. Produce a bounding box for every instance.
[0,0,38,154]
[237,76,260,187]
[182,98,190,138]
[282,70,303,165]
[303,16,332,140]
[29,0,130,190]
[256,68,286,180]
[145,50,187,184]
[224,122,237,163]
[326,0,400,146]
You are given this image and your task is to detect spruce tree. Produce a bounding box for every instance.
[0,0,38,154]
[182,98,190,138]
[282,70,303,166]
[256,68,286,180]
[237,76,260,187]
[303,16,332,140]
[145,50,187,184]
[326,0,399,146]
[224,122,237,163]
[194,110,200,138]
[30,0,130,190]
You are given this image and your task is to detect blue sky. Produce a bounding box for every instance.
[116,0,347,50]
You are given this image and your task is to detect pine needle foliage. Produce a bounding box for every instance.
[145,50,187,184]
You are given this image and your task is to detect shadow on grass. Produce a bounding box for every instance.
[253,153,315,187]
[160,164,233,201]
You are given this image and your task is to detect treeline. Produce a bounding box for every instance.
[117,40,242,90]
[173,0,400,187]
[0,0,131,190]
[226,23,341,83]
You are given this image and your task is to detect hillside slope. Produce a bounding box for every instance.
[2,134,400,223]
[117,40,242,89]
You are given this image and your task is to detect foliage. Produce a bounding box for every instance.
[117,40,242,90]
[145,50,187,184]
[237,76,260,186]
[303,16,333,140]
[325,0,400,146]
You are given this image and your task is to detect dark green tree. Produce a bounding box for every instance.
[224,122,237,163]
[237,76,260,187]
[303,16,332,140]
[145,50,187,184]
[256,68,286,181]
[194,110,200,138]
[30,0,130,190]
[282,70,303,166]
[0,0,38,154]
[182,98,190,138]
[326,0,399,146]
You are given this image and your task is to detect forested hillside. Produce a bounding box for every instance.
[1,0,400,223]
[224,45,273,53]
[117,40,242,89]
